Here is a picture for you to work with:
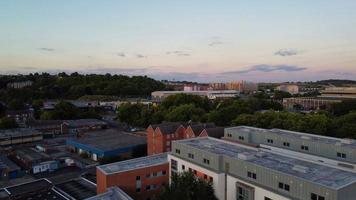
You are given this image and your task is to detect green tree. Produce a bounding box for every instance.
[155,172,218,200]
[328,99,356,116]
[117,103,151,127]
[0,117,18,129]
[161,94,211,112]
[165,104,205,122]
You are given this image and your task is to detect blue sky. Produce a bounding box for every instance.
[0,0,356,82]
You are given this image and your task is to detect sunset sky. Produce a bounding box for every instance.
[1,0,356,82]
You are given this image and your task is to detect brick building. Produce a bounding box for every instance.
[96,153,169,200]
[147,122,224,156]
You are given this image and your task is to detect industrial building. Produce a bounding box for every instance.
[97,153,169,200]
[0,128,42,146]
[86,187,133,200]
[282,97,341,111]
[0,156,20,180]
[66,129,146,161]
[151,90,239,102]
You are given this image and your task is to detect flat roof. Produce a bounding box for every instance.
[226,126,356,149]
[67,129,146,151]
[152,90,239,94]
[0,156,20,171]
[98,153,168,175]
[177,137,356,189]
[0,128,41,138]
[85,187,133,200]
[56,178,97,200]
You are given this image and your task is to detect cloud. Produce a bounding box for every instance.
[274,49,300,57]
[39,47,55,51]
[166,51,191,56]
[208,41,223,46]
[117,53,126,57]
[136,54,146,58]
[223,64,307,74]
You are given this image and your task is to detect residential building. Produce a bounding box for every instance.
[0,156,20,180]
[169,136,356,200]
[97,153,169,200]
[224,126,356,166]
[209,81,258,93]
[276,84,299,95]
[6,80,33,89]
[0,128,42,146]
[151,90,239,102]
[66,129,146,161]
[147,122,224,155]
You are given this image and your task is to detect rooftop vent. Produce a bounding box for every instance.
[301,136,311,140]
[255,152,267,158]
[237,152,255,161]
[292,165,309,173]
[341,139,354,145]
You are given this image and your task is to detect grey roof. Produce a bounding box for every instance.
[98,153,168,175]
[178,137,356,189]
[68,129,146,151]
[0,128,41,139]
[227,126,356,149]
[14,148,50,162]
[204,127,224,138]
[85,187,133,200]
[64,119,107,128]
[0,156,20,171]
[189,123,216,136]
[152,122,182,135]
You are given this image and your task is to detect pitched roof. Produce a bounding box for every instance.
[189,123,216,136]
[202,127,224,138]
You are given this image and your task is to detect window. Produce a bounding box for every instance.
[175,149,181,154]
[227,133,232,137]
[247,171,256,179]
[238,136,244,140]
[267,139,273,144]
[188,153,194,159]
[146,174,151,178]
[166,141,170,146]
[209,177,213,182]
[237,186,250,200]
[153,172,157,177]
[265,197,273,200]
[301,145,309,151]
[182,165,185,170]
[189,168,192,172]
[204,174,207,179]
[311,193,325,200]
[136,176,141,180]
[278,182,290,192]
[136,188,141,192]
[337,152,346,158]
[162,170,166,175]
[283,142,290,147]
[193,170,197,175]
[171,159,177,171]
[203,158,210,165]
[146,185,151,191]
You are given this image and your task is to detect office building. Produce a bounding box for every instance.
[151,90,239,102]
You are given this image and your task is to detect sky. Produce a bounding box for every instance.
[0,0,356,82]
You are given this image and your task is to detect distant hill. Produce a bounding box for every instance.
[315,79,356,86]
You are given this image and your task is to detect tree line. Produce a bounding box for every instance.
[117,93,356,139]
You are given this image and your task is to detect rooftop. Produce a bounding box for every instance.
[85,187,133,200]
[64,119,107,128]
[67,129,146,151]
[56,178,97,200]
[0,128,41,138]
[98,153,168,175]
[177,137,356,189]
[226,126,356,149]
[0,156,20,171]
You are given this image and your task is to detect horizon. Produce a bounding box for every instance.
[1,0,356,82]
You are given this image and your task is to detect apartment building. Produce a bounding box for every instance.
[276,84,299,95]
[96,153,169,200]
[147,122,224,155]
[169,137,356,200]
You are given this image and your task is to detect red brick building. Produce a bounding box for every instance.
[96,153,169,200]
[147,122,224,156]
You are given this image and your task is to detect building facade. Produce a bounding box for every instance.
[96,153,169,200]
[147,122,223,156]
[282,97,341,111]
[276,84,299,95]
